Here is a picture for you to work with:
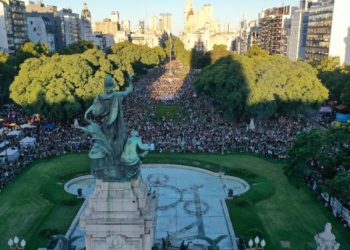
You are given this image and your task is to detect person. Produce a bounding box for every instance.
[120,130,151,180]
[82,74,133,180]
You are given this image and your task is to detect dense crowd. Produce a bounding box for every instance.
[124,62,318,158]
[0,61,327,191]
[0,105,90,191]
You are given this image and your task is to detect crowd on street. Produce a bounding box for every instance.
[0,105,89,191]
[124,62,317,158]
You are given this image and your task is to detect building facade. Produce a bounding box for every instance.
[181,0,237,52]
[26,15,55,51]
[305,0,350,64]
[80,1,93,42]
[0,0,27,54]
[258,6,291,55]
[25,2,64,51]
[59,8,80,46]
[94,16,120,36]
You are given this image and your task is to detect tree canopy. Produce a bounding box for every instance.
[287,121,350,202]
[59,40,97,55]
[9,42,166,120]
[315,56,350,106]
[107,41,166,75]
[195,46,329,119]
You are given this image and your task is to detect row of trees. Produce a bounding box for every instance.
[287,122,350,203]
[195,46,329,119]
[9,42,166,120]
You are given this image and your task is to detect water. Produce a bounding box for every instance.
[65,164,249,250]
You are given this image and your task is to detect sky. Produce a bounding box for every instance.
[43,0,300,34]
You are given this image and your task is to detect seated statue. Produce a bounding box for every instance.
[120,130,152,180]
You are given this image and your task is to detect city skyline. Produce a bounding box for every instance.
[42,0,300,34]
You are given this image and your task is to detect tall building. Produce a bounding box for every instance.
[158,13,172,34]
[25,2,64,51]
[305,0,350,64]
[181,0,237,52]
[59,8,80,46]
[80,1,93,42]
[26,15,55,52]
[0,0,27,54]
[258,6,291,55]
[287,0,317,61]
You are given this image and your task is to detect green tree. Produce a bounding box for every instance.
[59,40,97,55]
[195,47,328,119]
[315,56,350,101]
[10,49,126,120]
[209,44,232,64]
[324,172,350,203]
[164,36,191,66]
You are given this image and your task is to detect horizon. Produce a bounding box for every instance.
[41,0,300,35]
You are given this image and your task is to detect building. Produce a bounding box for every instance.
[181,0,237,52]
[80,1,93,42]
[247,20,259,49]
[0,0,27,54]
[305,0,350,64]
[25,2,63,51]
[59,8,80,46]
[129,31,160,48]
[287,0,318,61]
[26,15,55,51]
[158,13,172,34]
[258,6,291,55]
[120,20,130,32]
[148,13,172,35]
[94,13,120,36]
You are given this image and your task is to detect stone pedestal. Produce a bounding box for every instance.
[80,177,156,250]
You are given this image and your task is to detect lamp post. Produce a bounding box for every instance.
[169,33,173,76]
[8,236,26,250]
[247,236,266,250]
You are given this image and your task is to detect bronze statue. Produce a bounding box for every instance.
[76,74,151,182]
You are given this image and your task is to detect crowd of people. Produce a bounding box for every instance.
[0,61,328,191]
[124,61,318,158]
[0,105,90,191]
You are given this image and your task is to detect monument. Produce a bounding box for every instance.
[314,223,340,250]
[76,75,156,250]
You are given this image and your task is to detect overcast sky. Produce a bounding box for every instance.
[43,0,300,34]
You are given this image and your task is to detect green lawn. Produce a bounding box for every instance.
[0,152,349,250]
[154,103,179,121]
[0,153,89,250]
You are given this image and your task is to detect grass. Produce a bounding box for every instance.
[0,152,349,250]
[0,153,89,250]
[145,153,350,250]
[154,103,179,121]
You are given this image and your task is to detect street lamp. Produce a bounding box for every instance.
[8,236,26,250]
[247,236,266,250]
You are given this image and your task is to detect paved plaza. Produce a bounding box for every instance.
[65,164,249,249]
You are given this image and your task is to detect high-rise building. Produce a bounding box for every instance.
[158,13,172,34]
[258,6,291,55]
[80,1,93,42]
[305,0,350,64]
[25,2,64,51]
[0,0,27,54]
[287,1,318,61]
[26,15,55,52]
[181,0,236,52]
[59,8,80,46]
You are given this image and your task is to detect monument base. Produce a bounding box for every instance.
[80,176,156,250]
